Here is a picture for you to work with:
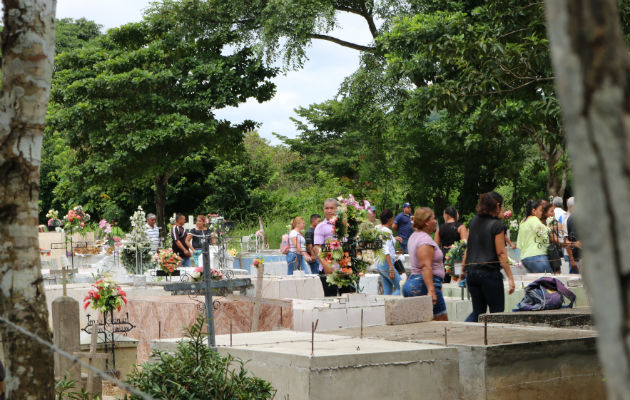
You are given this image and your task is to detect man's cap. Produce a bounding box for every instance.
[402,202,411,208]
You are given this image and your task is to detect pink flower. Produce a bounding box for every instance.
[329,240,341,250]
[362,200,371,210]
[99,219,108,229]
[194,267,203,273]
[504,210,513,219]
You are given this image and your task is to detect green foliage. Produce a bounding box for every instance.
[55,375,100,400]
[46,0,278,230]
[126,313,275,400]
[55,18,103,54]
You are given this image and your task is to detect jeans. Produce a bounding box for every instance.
[402,274,447,317]
[376,260,401,295]
[307,259,319,275]
[464,268,504,322]
[286,252,304,275]
[181,257,192,268]
[400,238,409,254]
[521,254,552,273]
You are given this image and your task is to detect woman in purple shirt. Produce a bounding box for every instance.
[402,207,448,320]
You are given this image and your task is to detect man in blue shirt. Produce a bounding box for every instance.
[393,202,413,254]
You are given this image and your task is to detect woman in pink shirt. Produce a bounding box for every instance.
[402,207,448,321]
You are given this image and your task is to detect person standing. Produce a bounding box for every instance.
[287,217,311,275]
[144,213,161,253]
[376,209,401,295]
[517,200,553,273]
[305,214,322,275]
[435,206,468,250]
[313,198,355,296]
[171,213,192,267]
[402,208,448,320]
[565,199,581,274]
[186,215,214,267]
[462,191,515,322]
[435,206,468,282]
[393,202,413,253]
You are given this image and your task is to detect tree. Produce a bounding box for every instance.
[47,0,277,234]
[39,18,104,222]
[380,0,568,201]
[544,0,630,398]
[0,0,56,398]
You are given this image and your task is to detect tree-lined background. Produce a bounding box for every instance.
[40,0,630,236]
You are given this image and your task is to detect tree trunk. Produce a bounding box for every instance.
[0,1,57,399]
[154,173,170,239]
[544,1,630,399]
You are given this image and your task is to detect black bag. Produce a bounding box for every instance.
[547,220,562,273]
[393,259,406,275]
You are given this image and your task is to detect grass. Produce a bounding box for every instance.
[228,217,291,250]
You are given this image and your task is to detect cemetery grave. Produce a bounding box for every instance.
[29,222,604,399]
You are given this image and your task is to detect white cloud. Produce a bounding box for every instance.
[53,1,372,144]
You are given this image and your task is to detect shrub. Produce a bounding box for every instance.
[125,313,275,400]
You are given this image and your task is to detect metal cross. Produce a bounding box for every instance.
[163,234,251,350]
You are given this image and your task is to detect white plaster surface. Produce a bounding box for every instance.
[151,330,460,400]
[292,294,386,331]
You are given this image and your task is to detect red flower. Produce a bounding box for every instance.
[117,306,122,312]
[84,302,90,310]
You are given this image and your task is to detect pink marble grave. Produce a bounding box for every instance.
[123,295,293,362]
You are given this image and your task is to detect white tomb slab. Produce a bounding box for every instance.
[151,330,460,400]
[292,293,387,332]
[245,275,324,299]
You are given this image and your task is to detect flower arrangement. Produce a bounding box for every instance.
[190,266,223,282]
[444,240,467,281]
[320,195,384,290]
[63,205,91,233]
[121,206,153,273]
[46,209,62,229]
[154,248,181,274]
[252,258,264,268]
[83,277,127,312]
[98,219,117,247]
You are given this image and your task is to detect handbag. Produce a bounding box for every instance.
[393,259,406,275]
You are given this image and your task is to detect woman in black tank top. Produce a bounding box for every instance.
[435,206,468,249]
[435,206,468,283]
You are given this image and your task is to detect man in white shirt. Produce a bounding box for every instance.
[145,213,160,253]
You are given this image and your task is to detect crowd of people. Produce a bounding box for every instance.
[285,193,581,323]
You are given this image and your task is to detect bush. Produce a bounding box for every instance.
[125,314,275,400]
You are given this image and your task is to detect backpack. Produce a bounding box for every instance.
[514,277,576,311]
[280,233,290,255]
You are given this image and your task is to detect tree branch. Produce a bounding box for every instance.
[308,33,375,52]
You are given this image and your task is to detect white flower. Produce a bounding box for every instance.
[191,269,201,280]
[510,220,519,229]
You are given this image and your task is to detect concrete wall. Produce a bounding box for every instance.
[219,343,460,400]
[457,337,604,400]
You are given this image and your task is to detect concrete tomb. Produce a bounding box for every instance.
[152,330,461,400]
[334,321,603,400]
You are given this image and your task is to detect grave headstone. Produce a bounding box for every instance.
[52,296,81,383]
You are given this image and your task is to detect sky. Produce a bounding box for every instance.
[55,0,374,144]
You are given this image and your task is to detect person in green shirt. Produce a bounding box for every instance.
[517,199,552,273]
